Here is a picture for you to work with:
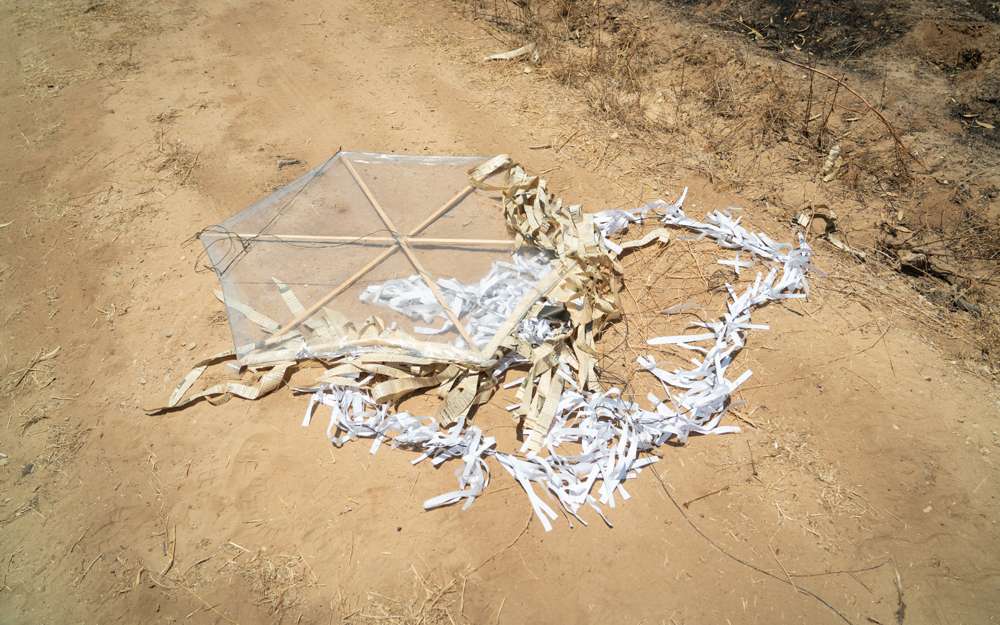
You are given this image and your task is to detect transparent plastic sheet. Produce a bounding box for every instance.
[199,152,548,366]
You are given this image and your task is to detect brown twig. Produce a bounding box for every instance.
[788,561,888,578]
[70,527,88,553]
[818,81,840,150]
[779,57,925,170]
[682,484,730,508]
[160,523,176,577]
[770,543,799,592]
[1,549,21,592]
[873,319,896,378]
[74,553,103,586]
[803,70,814,137]
[556,128,581,153]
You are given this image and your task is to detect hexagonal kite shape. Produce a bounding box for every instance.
[200,152,548,365]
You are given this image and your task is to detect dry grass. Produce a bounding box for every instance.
[13,0,159,96]
[471,0,910,185]
[2,346,60,398]
[767,430,868,520]
[547,14,654,128]
[343,570,459,625]
[44,420,89,470]
[239,550,312,615]
[149,128,200,185]
[465,0,1000,372]
[470,0,657,130]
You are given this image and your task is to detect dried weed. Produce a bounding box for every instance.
[149,129,200,184]
[469,0,1000,370]
[342,568,458,625]
[239,550,312,615]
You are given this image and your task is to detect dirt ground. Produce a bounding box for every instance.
[2,1,999,624]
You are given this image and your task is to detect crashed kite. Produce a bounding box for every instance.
[157,151,812,530]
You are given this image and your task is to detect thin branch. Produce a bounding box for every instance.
[779,57,926,171]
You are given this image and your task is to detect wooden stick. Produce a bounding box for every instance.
[343,158,478,348]
[266,181,475,343]
[263,248,401,347]
[202,232,514,247]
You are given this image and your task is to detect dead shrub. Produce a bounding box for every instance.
[473,0,656,129]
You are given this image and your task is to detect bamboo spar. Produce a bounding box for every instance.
[264,175,478,346]
[201,232,514,247]
[342,158,479,349]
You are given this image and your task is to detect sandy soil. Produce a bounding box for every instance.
[1,1,998,624]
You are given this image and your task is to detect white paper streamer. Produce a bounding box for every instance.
[359,249,553,348]
[302,190,812,530]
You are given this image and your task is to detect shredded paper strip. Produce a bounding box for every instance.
[161,155,812,531]
[301,186,811,530]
